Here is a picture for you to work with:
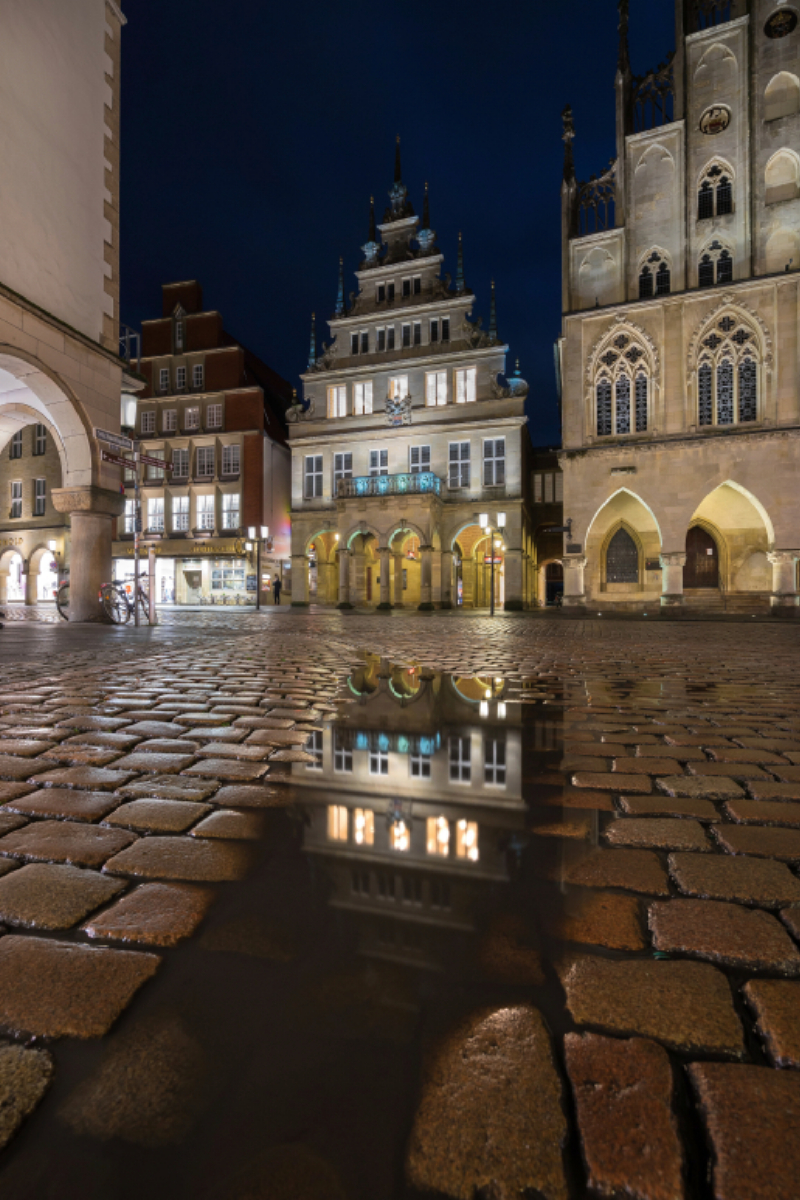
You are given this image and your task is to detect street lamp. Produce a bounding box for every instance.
[248,525,270,610]
[478,511,506,616]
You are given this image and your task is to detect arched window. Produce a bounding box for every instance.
[638,251,671,298]
[606,528,639,583]
[656,261,671,295]
[698,240,733,288]
[765,150,800,205]
[639,266,654,299]
[696,314,761,427]
[697,164,734,220]
[765,72,800,122]
[693,0,731,30]
[594,331,651,437]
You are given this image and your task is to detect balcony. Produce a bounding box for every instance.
[336,472,442,499]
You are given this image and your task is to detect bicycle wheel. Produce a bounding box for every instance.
[56,583,70,620]
[101,583,130,625]
[137,588,151,621]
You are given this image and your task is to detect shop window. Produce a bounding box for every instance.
[211,560,245,595]
[483,438,505,486]
[147,497,164,533]
[426,816,450,856]
[484,738,506,786]
[455,366,476,403]
[327,805,348,842]
[221,445,240,476]
[172,496,189,531]
[410,445,431,474]
[10,481,21,518]
[455,819,479,861]
[449,736,471,783]
[327,386,346,417]
[206,404,222,429]
[369,449,388,476]
[196,447,215,478]
[33,425,46,456]
[353,808,374,846]
[448,441,470,488]
[425,370,446,406]
[197,494,215,531]
[606,528,639,583]
[221,494,240,530]
[354,381,373,415]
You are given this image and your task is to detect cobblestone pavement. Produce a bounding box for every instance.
[0,609,797,1198]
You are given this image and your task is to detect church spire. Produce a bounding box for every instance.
[617,0,630,75]
[307,313,316,370]
[489,280,497,341]
[334,257,346,318]
[385,135,415,222]
[562,104,576,183]
[394,134,402,184]
[422,181,430,230]
[456,232,465,294]
[368,196,376,243]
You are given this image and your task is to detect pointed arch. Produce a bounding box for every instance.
[585,487,663,545]
[345,522,382,550]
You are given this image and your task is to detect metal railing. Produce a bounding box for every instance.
[336,472,442,499]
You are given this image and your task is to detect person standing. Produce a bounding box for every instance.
[272,576,282,606]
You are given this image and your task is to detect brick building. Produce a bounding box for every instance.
[114,281,292,605]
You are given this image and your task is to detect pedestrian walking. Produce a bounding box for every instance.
[272,577,282,606]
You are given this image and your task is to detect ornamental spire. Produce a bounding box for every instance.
[417,181,437,255]
[385,135,415,221]
[307,312,316,370]
[617,0,630,75]
[334,257,346,318]
[456,232,465,294]
[368,196,376,243]
[562,104,576,183]
[489,280,497,341]
[422,181,430,230]
[394,134,402,183]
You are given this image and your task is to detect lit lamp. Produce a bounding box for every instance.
[248,525,270,611]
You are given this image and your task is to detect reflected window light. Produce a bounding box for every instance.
[426,816,450,857]
[354,808,375,846]
[498,702,507,720]
[479,700,489,718]
[456,819,479,862]
[327,805,348,842]
[390,820,410,852]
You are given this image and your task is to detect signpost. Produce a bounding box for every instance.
[95,427,149,626]
[101,449,133,469]
[137,453,171,471]
[94,428,133,452]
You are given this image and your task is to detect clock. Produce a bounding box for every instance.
[765,10,797,37]
[700,106,731,135]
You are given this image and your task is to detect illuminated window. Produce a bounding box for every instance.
[221,494,239,529]
[390,820,410,851]
[456,819,479,861]
[388,375,408,400]
[327,386,346,418]
[184,406,200,430]
[172,496,189,531]
[197,494,215,530]
[147,497,164,533]
[455,366,476,403]
[354,381,373,415]
[426,816,450,856]
[327,805,348,841]
[425,370,447,406]
[353,808,374,845]
[124,498,136,533]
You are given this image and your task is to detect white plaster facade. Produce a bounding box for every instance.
[558,0,800,613]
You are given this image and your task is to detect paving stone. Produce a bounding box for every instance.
[0,821,136,868]
[3,788,120,822]
[561,756,611,773]
[649,899,800,974]
[0,740,57,758]
[104,837,253,883]
[406,1006,567,1200]
[268,749,318,763]
[0,782,43,805]
[0,813,27,836]
[781,905,800,941]
[723,798,800,827]
[0,935,159,1038]
[82,882,214,947]
[244,728,310,747]
[27,766,135,791]
[39,746,123,767]
[531,817,591,840]
[573,772,652,793]
[107,752,196,775]
[665,733,737,747]
[669,852,800,909]
[233,716,295,730]
[743,980,800,1068]
[123,721,184,739]
[708,747,788,764]
[118,776,220,802]
[0,755,54,782]
[64,731,143,750]
[189,810,266,840]
[688,762,772,780]
[613,757,690,776]
[657,775,744,799]
[55,716,132,732]
[712,824,800,862]
[0,1043,54,1152]
[605,817,710,852]
[133,738,201,754]
[562,957,744,1057]
[210,783,293,809]
[547,789,616,812]
[772,765,800,782]
[746,780,800,802]
[542,891,645,951]
[688,1063,800,1200]
[182,759,269,781]
[195,742,272,761]
[619,794,718,820]
[103,799,211,833]
[0,863,125,930]
[565,1033,684,1200]
[563,848,670,895]
[174,713,232,727]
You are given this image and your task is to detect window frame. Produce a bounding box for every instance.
[449,735,471,783]
[353,381,373,415]
[196,493,215,530]
[221,492,240,530]
[9,481,21,519]
[140,411,156,435]
[192,363,204,391]
[484,737,506,787]
[196,446,215,478]
[369,448,388,477]
[454,366,477,404]
[327,385,347,418]
[206,403,223,430]
[184,406,200,430]
[333,451,353,490]
[171,448,189,479]
[147,496,165,533]
[172,495,189,531]
[33,477,46,517]
[176,365,187,392]
[304,454,323,499]
[163,409,177,433]
[221,444,240,477]
[33,425,46,456]
[425,370,447,406]
[448,441,471,489]
[483,438,506,487]
[409,445,431,474]
[159,367,170,394]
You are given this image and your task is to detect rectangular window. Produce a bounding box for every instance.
[222,493,240,529]
[484,738,506,786]
[185,407,200,430]
[140,411,156,435]
[197,494,215,530]
[402,324,411,348]
[9,432,21,460]
[409,445,431,474]
[163,409,177,433]
[196,446,215,478]
[411,750,432,779]
[455,367,477,404]
[206,404,222,429]
[387,326,396,351]
[376,328,386,352]
[351,870,370,896]
[328,386,347,418]
[354,808,374,845]
[360,331,369,354]
[221,445,240,476]
[33,425,46,456]
[334,452,353,490]
[334,732,353,774]
[388,375,408,400]
[387,282,395,302]
[10,481,21,519]
[442,317,450,342]
[176,366,187,391]
[377,872,395,899]
[34,477,46,516]
[369,448,389,476]
[390,822,410,852]
[426,371,447,406]
[413,322,421,346]
[353,381,373,415]
[124,498,136,534]
[172,495,189,531]
[175,320,184,351]
[483,438,506,486]
[351,333,359,356]
[402,876,423,906]
[327,805,348,842]
[147,497,164,532]
[369,746,389,775]
[430,318,439,343]
[147,460,164,482]
[698,258,715,289]
[449,736,471,782]
[426,816,450,856]
[192,363,204,391]
[159,367,170,393]
[413,276,421,295]
[172,448,189,479]
[377,283,386,303]
[456,819,479,861]
[304,454,323,498]
[430,879,451,910]
[402,278,411,297]
[448,441,471,488]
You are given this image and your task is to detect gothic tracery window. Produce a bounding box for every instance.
[594,331,650,437]
[606,528,639,584]
[696,315,760,428]
[697,164,734,220]
[638,251,671,299]
[698,240,733,288]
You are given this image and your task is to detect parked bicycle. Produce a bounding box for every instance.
[98,578,151,625]
[56,571,70,620]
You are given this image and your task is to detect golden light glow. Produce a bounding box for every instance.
[456,819,479,862]
[327,805,348,842]
[426,816,450,856]
[354,808,375,846]
[391,820,410,852]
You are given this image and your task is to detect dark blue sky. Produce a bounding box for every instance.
[120,0,675,445]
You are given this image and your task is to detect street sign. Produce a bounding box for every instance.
[94,428,133,452]
[484,556,503,564]
[137,453,172,470]
[102,449,133,468]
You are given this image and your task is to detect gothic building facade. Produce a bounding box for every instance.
[288,145,533,610]
[558,0,800,612]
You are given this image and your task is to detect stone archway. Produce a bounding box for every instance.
[688,482,773,596]
[584,489,662,605]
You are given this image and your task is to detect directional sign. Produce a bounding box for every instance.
[102,450,133,469]
[94,428,133,452]
[137,453,172,470]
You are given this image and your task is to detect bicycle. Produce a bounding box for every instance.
[56,572,70,620]
[98,578,151,625]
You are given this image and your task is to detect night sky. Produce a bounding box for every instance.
[120,0,675,446]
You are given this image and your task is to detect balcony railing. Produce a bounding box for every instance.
[336,472,442,499]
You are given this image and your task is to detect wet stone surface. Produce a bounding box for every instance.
[743,979,800,1069]
[668,852,800,908]
[0,862,125,930]
[0,820,136,868]
[649,899,800,974]
[103,836,253,883]
[0,1044,54,1152]
[82,882,214,947]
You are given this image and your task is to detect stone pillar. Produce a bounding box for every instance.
[660,552,687,608]
[0,573,7,605]
[562,554,586,609]
[350,553,364,606]
[419,545,434,610]
[377,547,392,610]
[768,551,800,613]
[290,554,309,605]
[51,487,124,622]
[503,548,524,611]
[393,553,404,607]
[318,561,335,605]
[337,549,352,609]
[24,564,38,607]
[462,558,476,608]
[441,550,454,609]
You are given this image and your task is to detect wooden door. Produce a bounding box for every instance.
[366,567,372,603]
[684,526,719,588]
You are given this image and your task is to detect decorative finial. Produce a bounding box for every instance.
[368,196,376,242]
[489,280,497,341]
[335,257,346,318]
[394,135,402,184]
[562,104,576,183]
[422,182,430,230]
[617,0,630,75]
[456,232,465,294]
[307,312,316,370]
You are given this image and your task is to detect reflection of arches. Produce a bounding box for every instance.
[765,71,800,122]
[765,227,800,274]
[765,149,800,205]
